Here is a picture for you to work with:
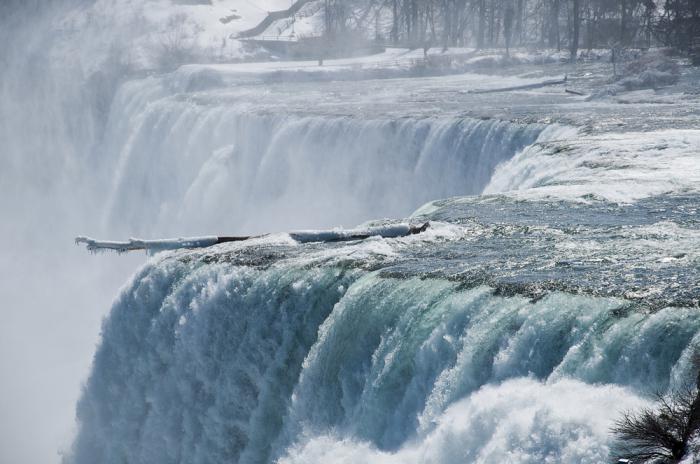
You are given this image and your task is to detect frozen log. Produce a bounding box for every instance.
[289,223,429,243]
[75,223,430,254]
[75,236,222,254]
[468,77,567,94]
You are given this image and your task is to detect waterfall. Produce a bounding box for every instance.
[67,253,697,464]
[101,73,554,236]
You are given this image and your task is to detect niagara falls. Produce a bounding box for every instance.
[1,1,699,463]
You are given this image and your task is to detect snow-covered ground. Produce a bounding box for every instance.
[50,0,303,70]
[180,47,477,74]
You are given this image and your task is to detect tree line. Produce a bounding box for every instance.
[322,0,700,59]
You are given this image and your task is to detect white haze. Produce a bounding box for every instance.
[0,1,240,461]
[0,2,550,462]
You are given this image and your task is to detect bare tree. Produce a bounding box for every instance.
[549,0,561,49]
[613,361,700,463]
[612,389,700,463]
[570,0,581,61]
[504,0,515,55]
[340,0,698,59]
[155,13,200,70]
[477,0,487,48]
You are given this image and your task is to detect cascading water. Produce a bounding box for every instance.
[103,73,552,234]
[64,108,700,462]
[3,2,699,464]
[60,67,577,464]
[67,216,699,463]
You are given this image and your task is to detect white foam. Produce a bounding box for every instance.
[485,129,700,203]
[279,379,649,464]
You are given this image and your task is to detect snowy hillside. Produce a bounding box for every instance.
[50,0,321,70]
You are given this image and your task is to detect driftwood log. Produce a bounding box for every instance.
[76,223,431,254]
[468,77,567,94]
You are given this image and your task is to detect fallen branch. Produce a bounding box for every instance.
[468,77,567,94]
[565,88,586,96]
[75,223,430,254]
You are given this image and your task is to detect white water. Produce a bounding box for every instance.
[279,379,648,464]
[67,261,698,464]
[101,73,550,235]
[485,129,700,203]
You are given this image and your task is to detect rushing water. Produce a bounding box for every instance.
[68,192,699,463]
[1,2,699,464]
[103,77,550,234]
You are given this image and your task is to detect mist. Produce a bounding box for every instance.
[0,2,142,462]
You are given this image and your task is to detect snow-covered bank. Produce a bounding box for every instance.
[45,0,300,70]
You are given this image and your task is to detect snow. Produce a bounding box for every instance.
[140,0,293,44]
[587,53,681,100]
[75,235,220,253]
[52,0,303,70]
[259,1,324,38]
[178,47,478,75]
